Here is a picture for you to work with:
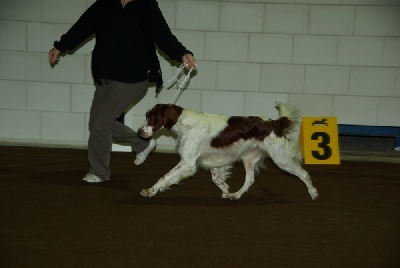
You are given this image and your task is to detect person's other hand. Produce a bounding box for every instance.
[49,48,60,66]
[182,54,196,70]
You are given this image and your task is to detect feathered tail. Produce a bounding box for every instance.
[275,102,300,135]
[274,101,303,164]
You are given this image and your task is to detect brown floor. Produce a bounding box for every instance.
[0,145,399,268]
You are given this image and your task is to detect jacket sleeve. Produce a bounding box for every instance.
[151,1,192,62]
[53,2,98,52]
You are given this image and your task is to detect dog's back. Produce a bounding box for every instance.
[173,102,300,170]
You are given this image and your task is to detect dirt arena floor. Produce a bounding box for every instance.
[0,145,399,268]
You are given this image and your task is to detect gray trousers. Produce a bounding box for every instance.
[88,79,150,179]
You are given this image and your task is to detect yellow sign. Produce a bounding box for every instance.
[299,117,340,164]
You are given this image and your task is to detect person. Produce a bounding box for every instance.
[49,0,196,183]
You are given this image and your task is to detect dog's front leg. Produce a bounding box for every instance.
[140,160,197,198]
[141,133,201,198]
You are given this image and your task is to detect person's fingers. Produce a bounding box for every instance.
[182,54,197,69]
[49,48,60,64]
[49,49,55,63]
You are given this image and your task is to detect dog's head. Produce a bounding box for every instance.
[138,104,183,138]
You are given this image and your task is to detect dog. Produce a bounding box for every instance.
[138,102,318,200]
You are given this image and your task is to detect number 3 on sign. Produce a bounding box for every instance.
[299,117,340,164]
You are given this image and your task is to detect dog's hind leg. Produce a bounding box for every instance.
[273,159,318,200]
[140,160,197,197]
[227,151,262,200]
[211,165,232,198]
[266,138,318,200]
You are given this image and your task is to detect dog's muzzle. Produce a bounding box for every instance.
[138,124,153,139]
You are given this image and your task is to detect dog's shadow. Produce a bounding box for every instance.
[115,196,292,207]
[114,182,293,207]
[112,160,312,206]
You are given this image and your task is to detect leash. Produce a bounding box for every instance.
[167,63,197,104]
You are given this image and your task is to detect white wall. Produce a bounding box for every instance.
[0,0,399,151]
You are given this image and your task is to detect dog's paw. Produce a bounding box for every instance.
[226,193,241,200]
[140,188,156,198]
[222,192,230,199]
[309,187,319,200]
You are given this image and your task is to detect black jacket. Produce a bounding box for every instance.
[54,0,191,88]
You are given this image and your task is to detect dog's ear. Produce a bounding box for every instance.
[164,105,183,129]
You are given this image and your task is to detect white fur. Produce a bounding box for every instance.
[139,102,318,200]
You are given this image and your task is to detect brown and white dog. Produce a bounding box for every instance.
[138,102,318,200]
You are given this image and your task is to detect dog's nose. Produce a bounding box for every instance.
[138,128,145,138]
[138,128,150,139]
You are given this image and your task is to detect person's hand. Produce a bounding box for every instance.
[49,48,60,66]
[182,53,196,70]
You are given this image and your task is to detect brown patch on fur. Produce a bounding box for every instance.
[210,116,291,148]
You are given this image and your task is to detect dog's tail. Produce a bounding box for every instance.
[275,102,300,135]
